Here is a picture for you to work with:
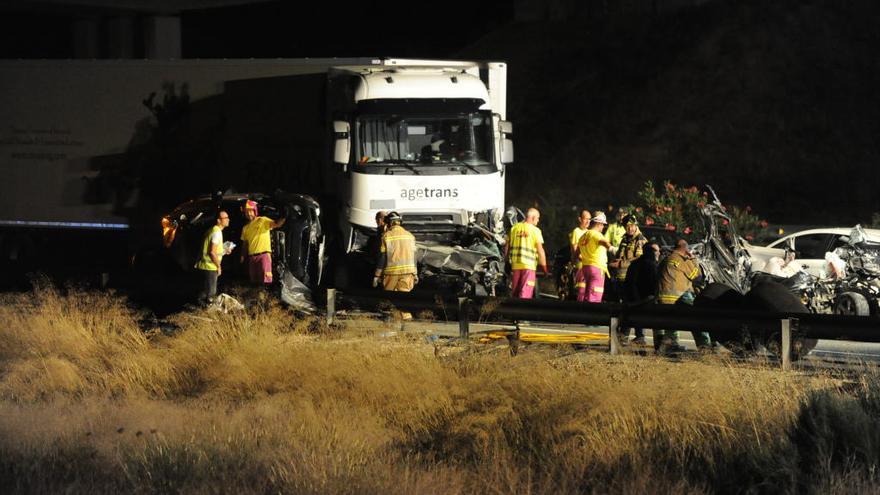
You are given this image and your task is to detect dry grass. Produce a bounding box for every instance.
[1,286,879,493]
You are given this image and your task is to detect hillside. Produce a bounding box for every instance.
[461,0,880,246]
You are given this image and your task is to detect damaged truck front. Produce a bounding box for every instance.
[324,59,515,296]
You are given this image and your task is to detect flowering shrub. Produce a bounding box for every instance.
[623,181,769,242]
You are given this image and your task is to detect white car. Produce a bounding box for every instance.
[746,227,880,278]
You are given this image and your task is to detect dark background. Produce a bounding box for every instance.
[2,0,879,250]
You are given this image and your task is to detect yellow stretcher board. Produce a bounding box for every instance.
[478,331,608,344]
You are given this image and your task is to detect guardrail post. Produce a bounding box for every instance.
[458,297,470,340]
[609,316,621,355]
[781,318,792,371]
[326,288,336,325]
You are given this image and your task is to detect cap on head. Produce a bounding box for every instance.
[592,212,608,224]
[622,214,637,226]
[244,200,258,214]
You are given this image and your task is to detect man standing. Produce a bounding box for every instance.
[605,209,627,256]
[610,215,647,291]
[621,242,660,345]
[374,211,418,293]
[657,239,710,352]
[240,200,285,287]
[505,207,549,298]
[195,210,230,305]
[576,212,612,302]
[570,209,592,263]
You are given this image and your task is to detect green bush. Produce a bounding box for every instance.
[624,181,770,243]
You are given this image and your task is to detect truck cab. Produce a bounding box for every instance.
[327,61,514,294]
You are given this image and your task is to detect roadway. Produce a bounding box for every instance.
[350,315,880,367]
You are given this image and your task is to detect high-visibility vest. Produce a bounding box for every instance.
[658,251,700,304]
[381,225,417,275]
[578,229,609,276]
[605,222,625,249]
[508,222,544,271]
[570,226,588,269]
[195,225,222,271]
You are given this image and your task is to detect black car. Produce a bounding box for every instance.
[138,191,324,310]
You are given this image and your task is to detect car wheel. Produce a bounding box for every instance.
[695,283,756,355]
[834,291,871,316]
[747,281,817,360]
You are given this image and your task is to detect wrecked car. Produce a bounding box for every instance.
[747,226,880,316]
[746,227,880,278]
[686,188,817,357]
[149,191,325,311]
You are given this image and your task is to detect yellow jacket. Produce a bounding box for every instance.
[658,251,700,304]
[376,225,417,276]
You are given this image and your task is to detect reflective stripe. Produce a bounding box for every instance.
[658,294,681,304]
[509,222,543,270]
[381,225,417,275]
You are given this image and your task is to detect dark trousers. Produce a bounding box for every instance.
[197,269,218,305]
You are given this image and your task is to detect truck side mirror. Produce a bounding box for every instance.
[333,121,350,170]
[500,120,513,165]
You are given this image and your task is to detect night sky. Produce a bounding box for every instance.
[0,0,515,59]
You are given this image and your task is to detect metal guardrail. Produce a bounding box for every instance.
[326,288,880,370]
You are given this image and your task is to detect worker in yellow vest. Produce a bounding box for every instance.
[570,209,592,264]
[195,210,231,305]
[576,212,612,302]
[374,211,418,292]
[240,200,286,286]
[504,207,548,298]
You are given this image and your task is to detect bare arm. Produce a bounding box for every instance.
[210,241,223,275]
[537,242,548,275]
[271,216,286,229]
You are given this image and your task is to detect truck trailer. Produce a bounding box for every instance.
[0,58,514,295]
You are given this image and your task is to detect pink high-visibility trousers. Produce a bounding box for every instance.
[576,265,605,303]
[511,269,537,298]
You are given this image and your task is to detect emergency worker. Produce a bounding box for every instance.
[195,210,230,305]
[570,209,592,263]
[576,212,612,302]
[504,207,548,298]
[610,215,647,285]
[556,209,591,300]
[374,211,418,292]
[605,209,627,256]
[621,242,660,345]
[240,200,286,287]
[656,239,711,353]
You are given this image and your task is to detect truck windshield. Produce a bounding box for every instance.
[356,112,494,172]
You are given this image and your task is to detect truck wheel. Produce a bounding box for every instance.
[834,292,870,316]
[695,283,755,355]
[747,281,817,360]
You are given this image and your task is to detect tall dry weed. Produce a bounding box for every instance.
[1,288,880,493]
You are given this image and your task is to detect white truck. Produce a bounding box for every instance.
[0,58,514,294]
